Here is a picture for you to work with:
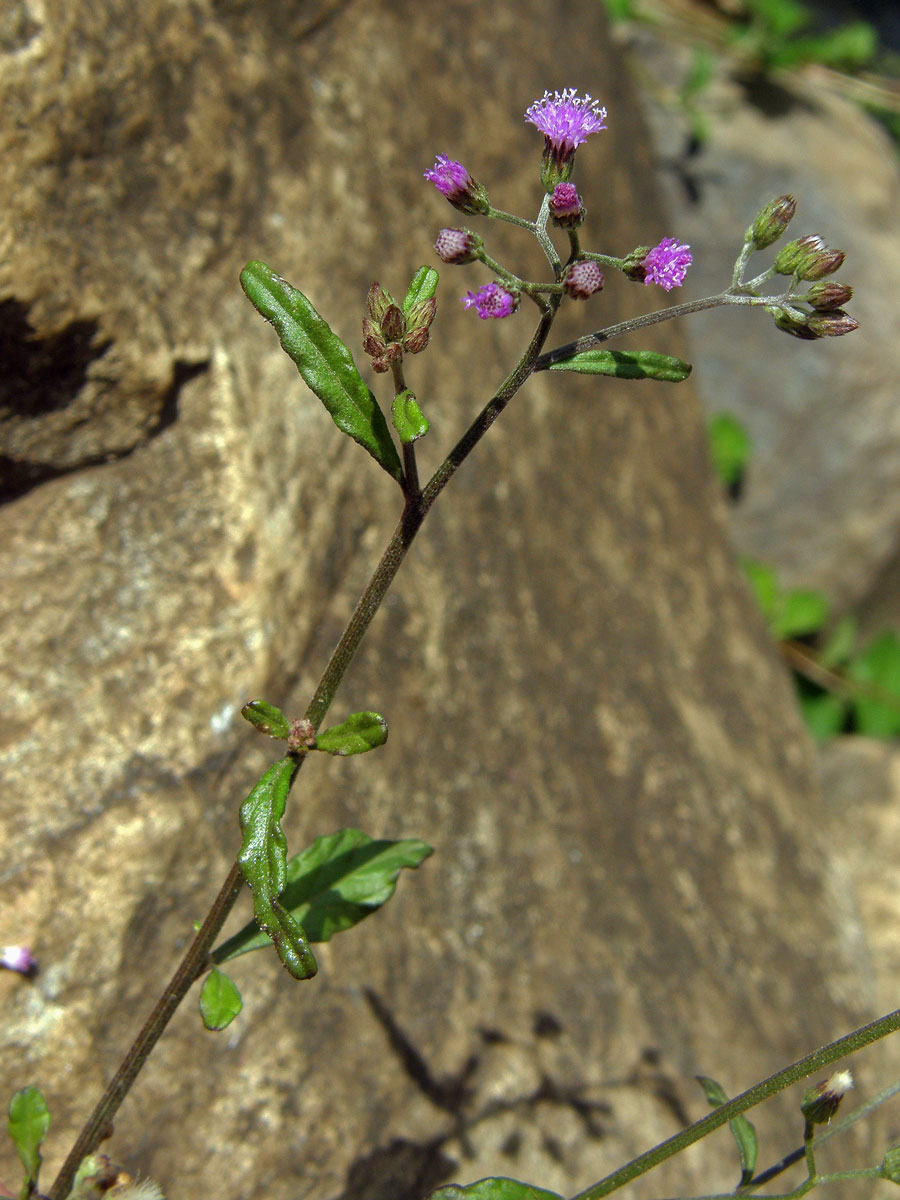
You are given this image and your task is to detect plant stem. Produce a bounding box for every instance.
[46,303,558,1200]
[572,1004,900,1200]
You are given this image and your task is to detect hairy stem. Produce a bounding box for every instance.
[47,304,557,1200]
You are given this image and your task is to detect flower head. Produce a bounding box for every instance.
[564,259,604,300]
[549,182,584,228]
[424,155,489,215]
[525,89,607,158]
[461,282,517,320]
[642,238,692,291]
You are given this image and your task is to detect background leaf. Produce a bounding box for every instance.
[848,631,900,737]
[214,829,432,961]
[315,711,388,756]
[8,1086,50,1187]
[240,261,403,482]
[708,412,751,489]
[697,1075,758,1185]
[237,756,317,980]
[547,349,691,382]
[775,588,829,640]
[199,968,243,1031]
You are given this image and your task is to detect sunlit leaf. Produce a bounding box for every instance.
[315,711,388,756]
[403,266,439,314]
[429,1179,562,1200]
[237,756,317,980]
[547,349,691,382]
[199,968,243,1031]
[240,261,402,482]
[8,1087,50,1188]
[213,829,432,961]
[241,699,290,741]
[697,1075,758,1186]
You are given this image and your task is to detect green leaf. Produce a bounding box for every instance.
[429,1181,562,1200]
[240,261,403,482]
[797,688,846,743]
[775,588,829,640]
[820,615,857,670]
[403,266,439,314]
[213,829,433,962]
[547,349,692,382]
[8,1087,50,1189]
[315,711,388,756]
[391,389,429,444]
[741,559,780,629]
[199,968,243,1031]
[241,699,290,741]
[848,632,900,738]
[708,412,751,488]
[697,1076,758,1186]
[237,756,318,980]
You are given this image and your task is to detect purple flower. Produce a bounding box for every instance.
[1,945,38,977]
[424,155,489,215]
[461,282,517,320]
[642,238,692,291]
[525,89,607,159]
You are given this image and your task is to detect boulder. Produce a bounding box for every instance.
[0,3,876,1198]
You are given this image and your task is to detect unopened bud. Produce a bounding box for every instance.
[362,316,385,359]
[563,259,604,299]
[380,303,405,343]
[746,195,797,250]
[769,304,815,340]
[549,182,585,228]
[773,235,844,281]
[807,309,859,338]
[434,227,482,264]
[801,1070,853,1126]
[806,281,853,311]
[621,245,652,282]
[365,281,397,324]
[424,155,490,215]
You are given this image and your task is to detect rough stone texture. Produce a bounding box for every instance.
[629,16,900,616]
[0,3,883,1199]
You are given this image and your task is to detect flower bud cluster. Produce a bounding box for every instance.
[742,197,856,340]
[362,282,436,373]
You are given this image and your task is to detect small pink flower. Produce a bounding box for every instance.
[461,282,517,320]
[525,89,607,158]
[1,945,38,977]
[642,238,692,291]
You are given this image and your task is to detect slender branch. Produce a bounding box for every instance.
[46,862,247,1200]
[47,303,558,1200]
[572,1004,900,1200]
[533,291,774,369]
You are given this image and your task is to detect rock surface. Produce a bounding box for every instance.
[0,3,882,1199]
[629,11,900,617]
